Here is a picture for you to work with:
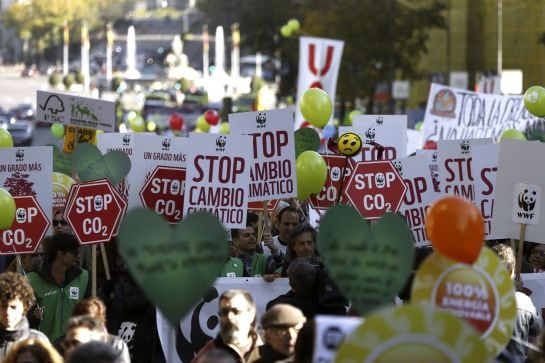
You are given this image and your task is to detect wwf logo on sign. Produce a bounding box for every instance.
[513,183,541,225]
[365,127,375,144]
[519,189,537,212]
[323,326,345,350]
[122,134,131,146]
[376,116,384,125]
[432,151,438,163]
[256,112,266,128]
[162,138,171,151]
[16,208,26,223]
[216,136,227,151]
[460,140,470,155]
[15,149,24,161]
[393,161,403,176]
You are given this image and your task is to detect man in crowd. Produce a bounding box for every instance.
[493,243,542,362]
[527,243,545,272]
[0,272,48,359]
[262,206,301,257]
[232,224,283,277]
[254,304,306,363]
[27,233,90,341]
[192,289,261,363]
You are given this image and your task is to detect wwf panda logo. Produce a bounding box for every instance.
[376,116,384,125]
[519,189,537,211]
[432,151,438,163]
[460,140,470,154]
[256,112,266,128]
[122,134,131,145]
[393,161,403,176]
[216,136,227,151]
[162,138,171,151]
[15,149,24,160]
[365,127,375,143]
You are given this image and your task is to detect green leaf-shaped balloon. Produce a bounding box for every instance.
[73,143,131,185]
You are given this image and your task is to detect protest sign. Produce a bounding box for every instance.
[353,114,408,157]
[417,149,441,193]
[491,139,545,242]
[157,277,290,363]
[309,155,355,209]
[0,147,52,253]
[397,155,438,247]
[339,125,405,162]
[521,273,545,309]
[437,138,492,201]
[36,90,116,131]
[472,144,500,239]
[52,172,76,211]
[312,315,363,363]
[422,83,545,143]
[184,132,251,229]
[229,109,297,201]
[295,37,344,128]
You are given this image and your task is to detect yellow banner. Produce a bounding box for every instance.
[63,126,97,153]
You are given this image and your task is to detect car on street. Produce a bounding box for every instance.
[0,115,34,146]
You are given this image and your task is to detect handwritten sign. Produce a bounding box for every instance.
[184,132,251,229]
[472,144,500,239]
[229,109,297,202]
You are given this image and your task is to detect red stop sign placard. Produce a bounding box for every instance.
[309,155,356,210]
[248,199,279,212]
[65,180,126,244]
[139,166,186,224]
[345,161,407,220]
[0,196,50,255]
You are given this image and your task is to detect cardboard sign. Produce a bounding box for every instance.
[36,90,116,132]
[353,114,408,157]
[397,155,438,247]
[229,109,297,201]
[312,315,363,363]
[522,273,545,309]
[339,124,405,162]
[472,144,500,239]
[417,149,441,193]
[491,139,545,242]
[183,133,251,229]
[0,147,52,237]
[437,138,492,201]
[422,83,545,143]
[63,126,97,153]
[512,183,541,225]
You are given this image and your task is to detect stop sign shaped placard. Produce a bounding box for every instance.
[139,166,186,224]
[0,196,50,255]
[65,180,126,244]
[345,161,407,220]
[310,155,356,209]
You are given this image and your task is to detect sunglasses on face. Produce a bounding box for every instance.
[52,220,68,227]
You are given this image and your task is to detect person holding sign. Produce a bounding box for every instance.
[263,206,301,257]
[232,224,283,277]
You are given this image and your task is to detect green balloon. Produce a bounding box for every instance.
[294,128,320,157]
[415,121,424,131]
[73,143,131,185]
[0,188,15,229]
[499,128,526,142]
[300,88,332,128]
[118,209,228,325]
[296,151,327,195]
[129,115,145,132]
[287,18,300,32]
[280,25,292,38]
[524,85,545,117]
[196,115,211,132]
[52,145,73,175]
[348,110,363,125]
[317,205,414,315]
[0,128,13,148]
[51,123,65,139]
[219,122,230,134]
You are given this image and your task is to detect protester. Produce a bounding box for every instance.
[2,337,63,363]
[527,243,545,273]
[267,257,347,319]
[196,348,238,363]
[253,304,306,363]
[66,341,122,363]
[7,244,44,275]
[263,206,301,256]
[0,272,48,359]
[279,223,319,277]
[293,320,315,363]
[493,243,542,362]
[61,315,118,359]
[52,209,71,235]
[232,224,283,277]
[192,289,261,363]
[27,232,90,341]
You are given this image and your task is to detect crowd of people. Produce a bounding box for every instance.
[2,199,545,362]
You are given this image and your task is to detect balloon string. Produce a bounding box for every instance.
[335,156,349,205]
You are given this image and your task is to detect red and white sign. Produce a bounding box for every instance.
[339,124,405,162]
[345,161,407,220]
[396,155,439,247]
[64,179,127,244]
[309,155,355,210]
[0,196,50,255]
[184,133,252,229]
[229,109,297,201]
[295,37,344,128]
[472,144,500,239]
[353,114,408,157]
[140,166,186,224]
[248,199,279,212]
[437,138,492,201]
[97,132,136,202]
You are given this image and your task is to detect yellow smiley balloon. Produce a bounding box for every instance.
[338,132,362,157]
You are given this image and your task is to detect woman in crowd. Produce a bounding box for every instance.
[2,337,63,363]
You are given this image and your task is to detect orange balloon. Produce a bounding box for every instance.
[425,196,484,264]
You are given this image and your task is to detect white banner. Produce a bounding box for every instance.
[229,109,297,201]
[472,144,500,239]
[183,132,252,229]
[157,277,290,363]
[422,83,545,143]
[295,37,344,129]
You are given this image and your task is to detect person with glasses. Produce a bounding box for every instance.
[52,210,71,236]
[192,289,261,363]
[528,243,545,272]
[26,233,90,341]
[253,304,306,363]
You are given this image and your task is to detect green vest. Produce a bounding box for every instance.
[220,257,244,277]
[27,269,89,341]
[250,254,268,276]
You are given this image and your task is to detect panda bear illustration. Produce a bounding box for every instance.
[518,189,537,212]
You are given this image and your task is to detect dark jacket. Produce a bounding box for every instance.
[253,344,292,363]
[0,317,48,359]
[191,334,261,363]
[266,290,346,320]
